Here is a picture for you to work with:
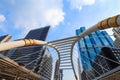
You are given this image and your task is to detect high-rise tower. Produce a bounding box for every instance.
[6,26,53,80]
[76,27,113,80]
[8,26,50,70]
[76,27,113,70]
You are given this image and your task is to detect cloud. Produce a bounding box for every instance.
[45,9,65,27]
[6,0,65,34]
[68,0,95,10]
[0,14,5,23]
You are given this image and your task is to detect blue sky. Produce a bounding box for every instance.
[0,0,120,41]
[0,0,120,80]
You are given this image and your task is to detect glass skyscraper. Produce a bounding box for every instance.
[54,60,63,80]
[7,26,50,68]
[36,47,53,80]
[76,27,113,71]
[5,26,53,80]
[25,26,50,40]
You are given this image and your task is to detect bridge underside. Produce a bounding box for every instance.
[94,66,120,80]
[0,54,40,80]
[0,35,120,80]
[100,71,120,80]
[0,35,79,80]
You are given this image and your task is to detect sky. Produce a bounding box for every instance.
[0,0,120,80]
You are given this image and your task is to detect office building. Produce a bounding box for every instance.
[5,26,53,80]
[36,48,53,80]
[76,27,113,80]
[25,26,49,40]
[7,26,50,69]
[54,60,63,80]
[59,69,63,80]
[81,70,94,80]
[81,71,87,80]
[113,28,120,39]
[113,28,120,47]
[93,47,120,77]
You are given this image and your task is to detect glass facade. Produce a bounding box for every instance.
[113,28,120,47]
[93,47,120,77]
[5,26,53,79]
[25,26,50,41]
[7,26,50,68]
[76,27,113,71]
[37,48,53,80]
[59,69,63,80]
[54,60,63,80]
[9,46,44,69]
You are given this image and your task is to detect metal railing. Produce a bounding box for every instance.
[0,14,120,80]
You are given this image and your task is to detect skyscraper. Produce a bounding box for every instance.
[6,26,52,79]
[93,47,120,77]
[59,69,63,80]
[54,60,63,80]
[113,28,120,47]
[8,26,50,68]
[76,27,113,70]
[25,26,49,40]
[36,47,53,80]
[76,27,113,80]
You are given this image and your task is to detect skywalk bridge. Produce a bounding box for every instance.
[0,15,120,80]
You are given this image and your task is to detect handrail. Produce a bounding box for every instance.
[0,39,60,80]
[0,14,120,80]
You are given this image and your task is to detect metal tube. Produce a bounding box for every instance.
[0,39,60,80]
[0,40,25,52]
[97,15,120,30]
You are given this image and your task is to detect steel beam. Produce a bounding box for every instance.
[59,50,70,53]
[60,65,72,67]
[60,59,70,61]
[60,56,70,58]
[60,53,70,56]
[60,62,71,64]
[49,36,78,43]
[60,68,72,70]
[58,48,71,50]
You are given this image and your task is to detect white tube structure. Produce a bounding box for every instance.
[0,39,47,52]
[0,14,120,80]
